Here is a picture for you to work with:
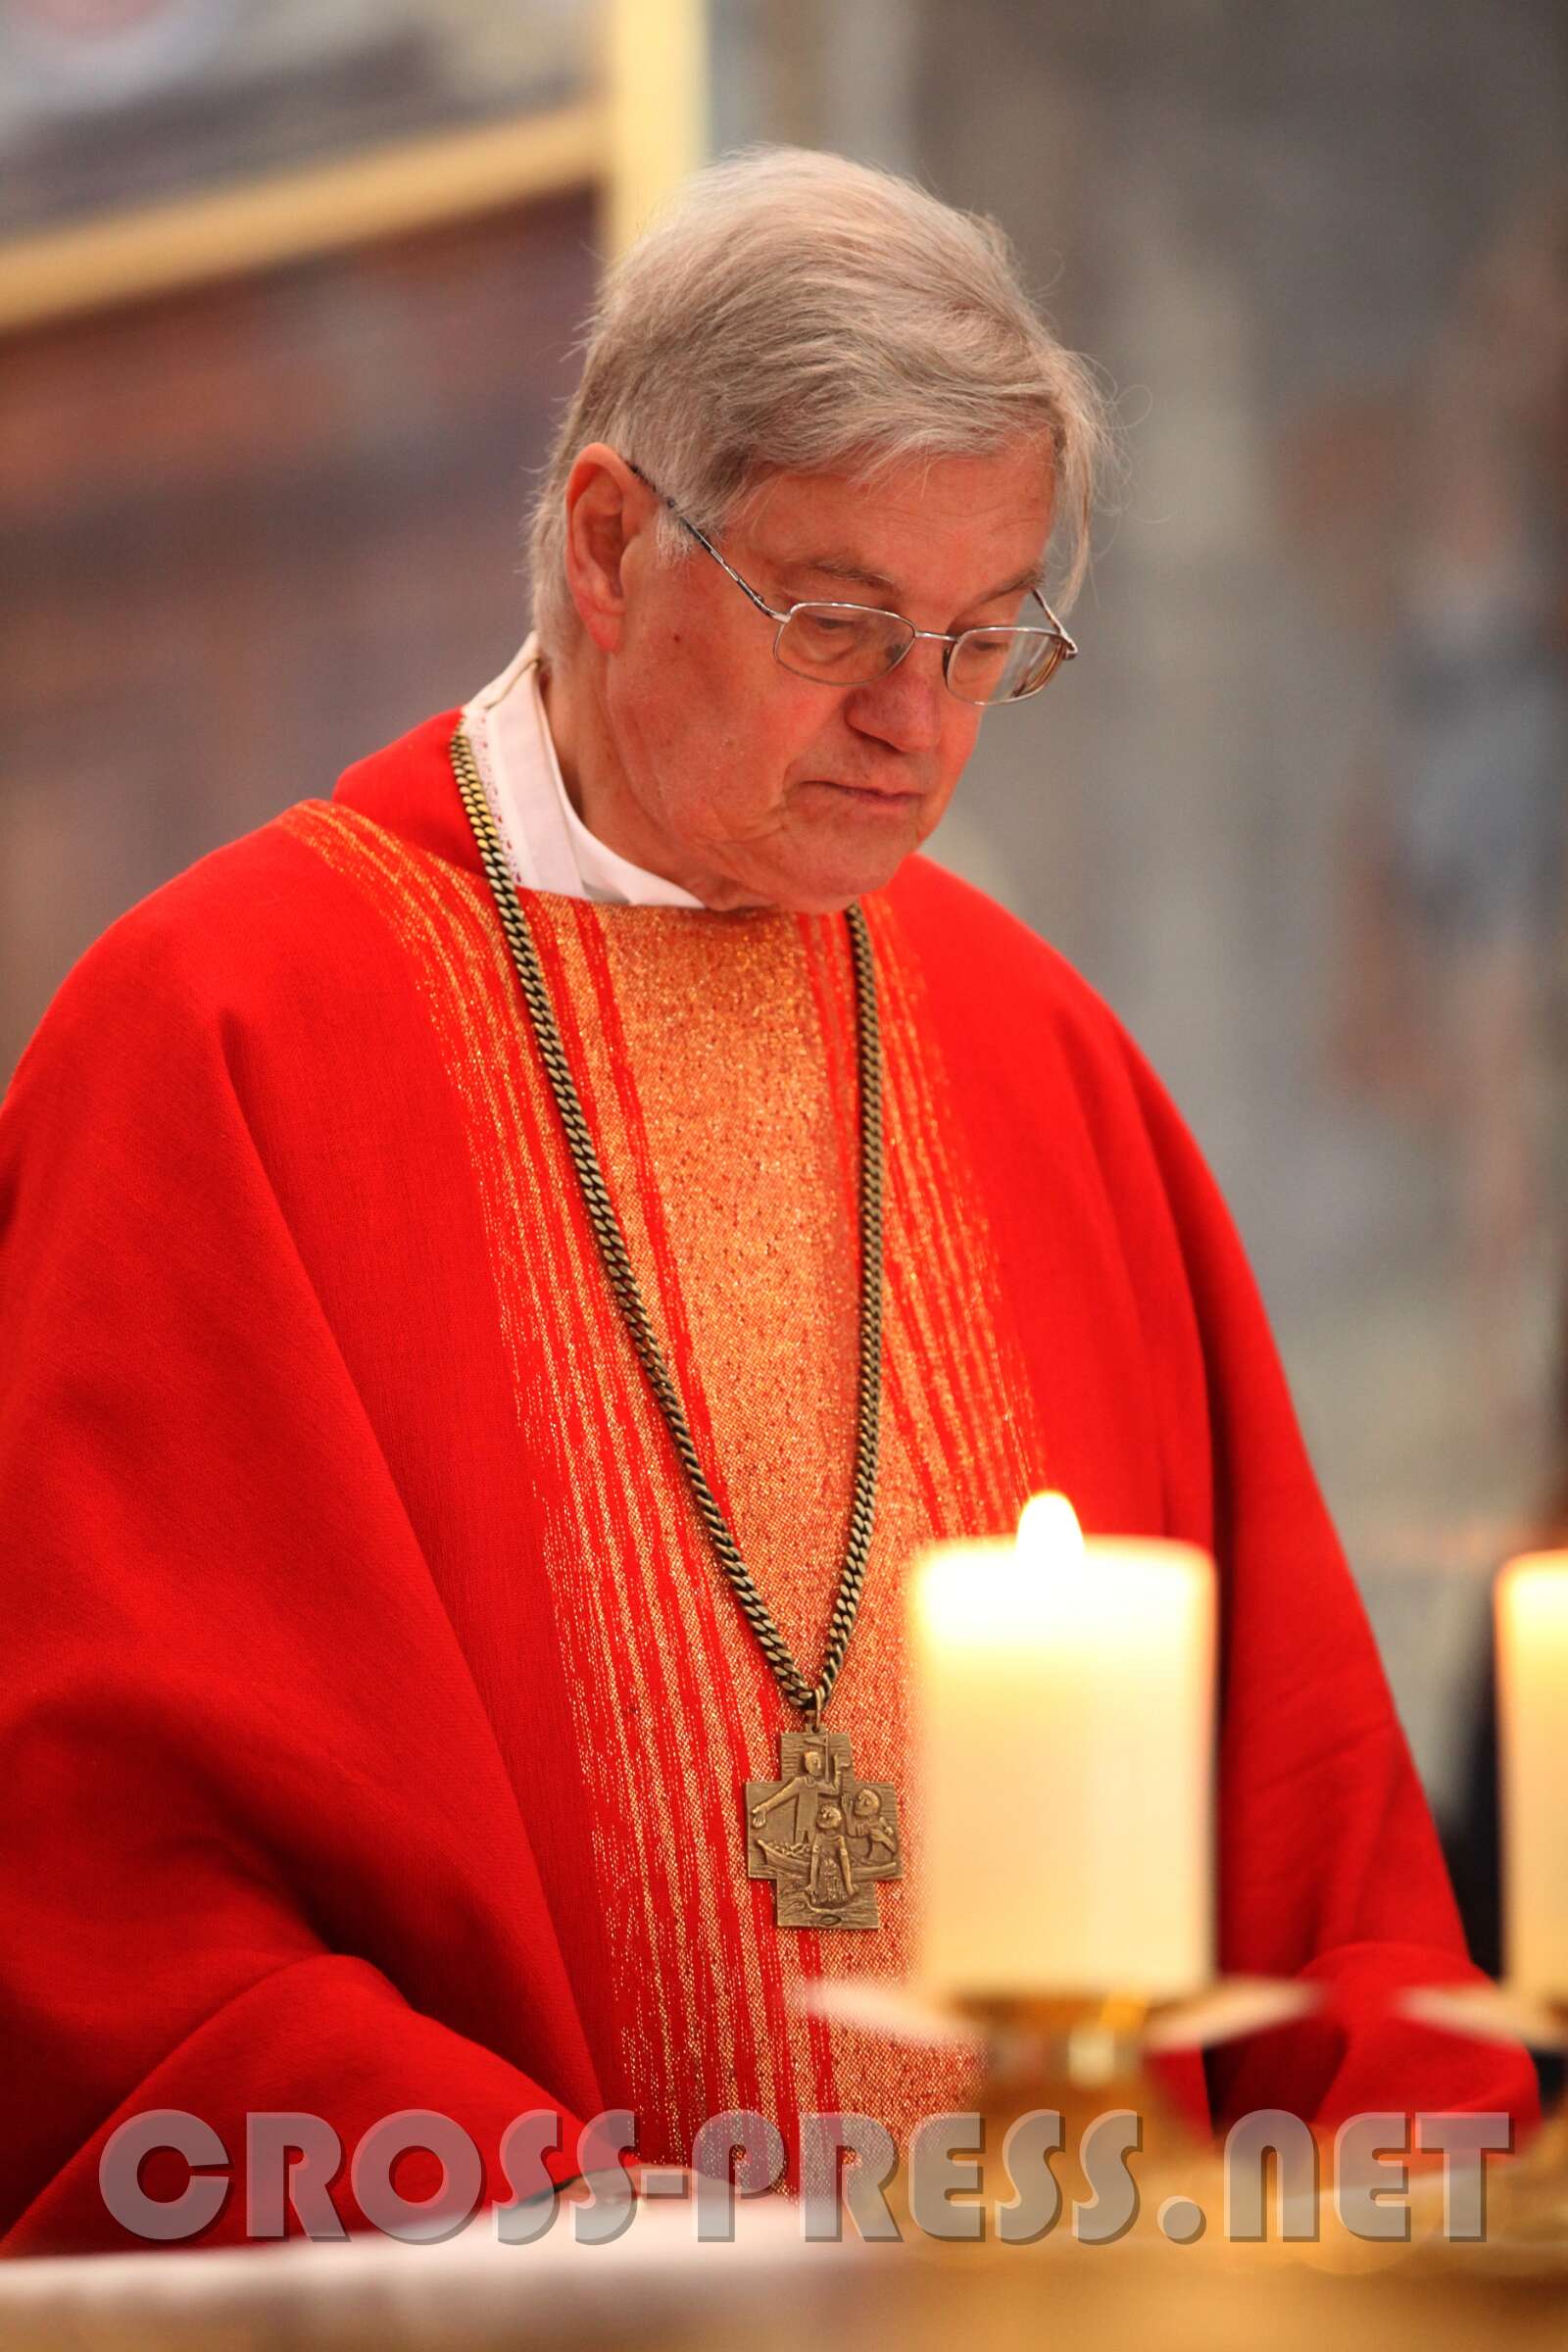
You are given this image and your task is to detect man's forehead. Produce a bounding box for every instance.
[775,544,1048,604]
[740,456,1054,606]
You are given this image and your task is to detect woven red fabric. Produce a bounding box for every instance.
[0,710,1533,2252]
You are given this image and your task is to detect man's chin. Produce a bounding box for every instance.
[758,824,926,914]
[693,808,929,913]
[759,851,917,915]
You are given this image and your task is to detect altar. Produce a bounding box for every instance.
[4,2189,1568,2352]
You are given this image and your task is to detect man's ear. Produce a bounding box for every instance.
[562,444,651,653]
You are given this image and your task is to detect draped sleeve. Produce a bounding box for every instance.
[1109,1020,1536,2131]
[0,841,601,2252]
[887,850,1538,2136]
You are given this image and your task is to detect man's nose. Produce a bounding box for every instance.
[843,644,948,754]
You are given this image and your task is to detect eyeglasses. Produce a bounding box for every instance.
[626,461,1077,707]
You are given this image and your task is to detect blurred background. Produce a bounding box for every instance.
[2,0,1563,1954]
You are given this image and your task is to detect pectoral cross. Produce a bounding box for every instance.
[744,1730,902,1929]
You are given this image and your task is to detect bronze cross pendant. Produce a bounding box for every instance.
[745,1729,902,1929]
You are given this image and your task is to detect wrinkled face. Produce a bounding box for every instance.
[573,442,1056,913]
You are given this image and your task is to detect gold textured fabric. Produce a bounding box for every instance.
[283,803,1050,2161]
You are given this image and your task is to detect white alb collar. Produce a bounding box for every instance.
[461,635,703,908]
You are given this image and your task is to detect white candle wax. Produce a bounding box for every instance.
[1497,1553,1568,1996]
[912,1493,1215,1999]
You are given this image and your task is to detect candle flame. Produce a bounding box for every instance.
[1017,1490,1085,1564]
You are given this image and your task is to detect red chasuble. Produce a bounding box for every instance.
[0,711,1534,2252]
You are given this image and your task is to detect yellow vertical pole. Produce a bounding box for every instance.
[603,0,710,258]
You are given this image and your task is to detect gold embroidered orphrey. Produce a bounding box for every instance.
[450,730,900,1927]
[747,1730,902,1928]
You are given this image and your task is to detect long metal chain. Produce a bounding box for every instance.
[450,728,884,1725]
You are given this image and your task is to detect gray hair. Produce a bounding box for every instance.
[527,147,1110,657]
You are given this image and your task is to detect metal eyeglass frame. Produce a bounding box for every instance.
[625,460,1077,705]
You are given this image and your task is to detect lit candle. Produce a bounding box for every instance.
[912,1494,1215,1999]
[1496,1553,1568,1996]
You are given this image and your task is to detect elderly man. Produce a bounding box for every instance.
[0,149,1530,2252]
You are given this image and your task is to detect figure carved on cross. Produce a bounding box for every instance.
[745,1730,902,1929]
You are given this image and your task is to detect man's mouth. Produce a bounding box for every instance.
[808,780,923,809]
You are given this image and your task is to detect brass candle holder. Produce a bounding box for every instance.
[1400,1983,1568,2260]
[799,1976,1316,2241]
[953,1989,1193,2225]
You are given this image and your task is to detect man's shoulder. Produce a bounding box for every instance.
[49,706,463,992]
[36,806,353,1037]
[882,853,1126,1045]
[877,853,1183,1164]
[21,710,467,1060]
